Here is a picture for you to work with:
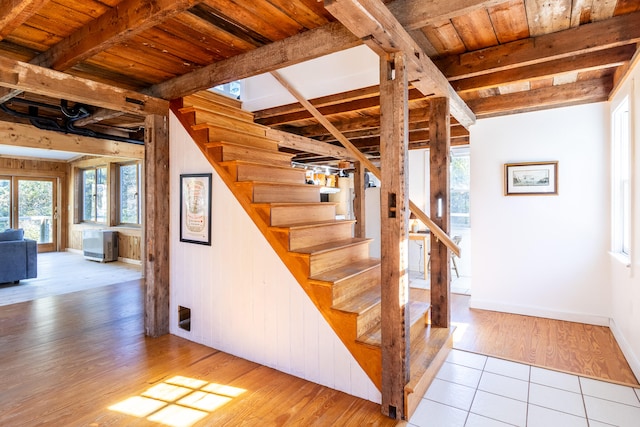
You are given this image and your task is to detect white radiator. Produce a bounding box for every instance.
[83,230,118,262]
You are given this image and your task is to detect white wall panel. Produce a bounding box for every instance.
[470,103,611,325]
[169,113,380,402]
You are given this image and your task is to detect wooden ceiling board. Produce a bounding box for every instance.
[3,25,61,53]
[50,0,112,19]
[108,41,202,77]
[570,0,594,26]
[591,0,618,20]
[262,0,330,29]
[171,12,258,54]
[525,0,572,37]
[26,2,98,39]
[0,41,37,62]
[614,0,640,14]
[451,8,499,51]
[201,0,302,42]
[488,0,530,43]
[69,63,149,91]
[152,18,239,62]
[131,29,223,67]
[84,51,177,87]
[529,77,554,89]
[422,20,467,57]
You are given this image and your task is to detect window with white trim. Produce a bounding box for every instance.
[612,97,631,257]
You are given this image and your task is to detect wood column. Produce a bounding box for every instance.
[379,52,410,420]
[353,161,366,238]
[429,98,451,328]
[144,113,170,337]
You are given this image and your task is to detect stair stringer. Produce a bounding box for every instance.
[171,101,383,391]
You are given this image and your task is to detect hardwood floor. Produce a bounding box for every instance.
[0,280,395,426]
[1,265,637,425]
[451,294,639,386]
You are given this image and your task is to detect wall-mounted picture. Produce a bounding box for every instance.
[505,161,558,195]
[180,173,212,245]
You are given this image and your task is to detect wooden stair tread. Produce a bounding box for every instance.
[293,237,372,255]
[271,219,356,231]
[204,140,291,157]
[185,90,243,109]
[332,286,380,314]
[236,181,317,189]
[254,202,338,208]
[309,258,380,283]
[220,160,299,173]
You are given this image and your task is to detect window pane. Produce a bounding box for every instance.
[120,164,139,224]
[83,169,96,221]
[18,180,53,243]
[0,179,10,230]
[96,167,107,223]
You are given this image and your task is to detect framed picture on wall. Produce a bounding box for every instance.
[180,173,212,245]
[504,161,558,196]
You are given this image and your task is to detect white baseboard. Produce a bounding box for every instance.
[468,298,611,326]
[609,319,640,382]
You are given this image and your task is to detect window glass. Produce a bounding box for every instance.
[0,179,10,230]
[82,167,107,223]
[119,163,140,224]
[612,97,630,256]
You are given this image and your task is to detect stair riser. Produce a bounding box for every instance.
[357,304,381,337]
[208,145,293,167]
[194,110,265,137]
[289,222,354,251]
[225,163,306,185]
[410,311,429,342]
[332,265,380,306]
[199,124,278,151]
[250,184,320,203]
[270,204,336,226]
[183,95,254,122]
[309,243,370,276]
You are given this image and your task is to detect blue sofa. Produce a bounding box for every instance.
[0,229,37,284]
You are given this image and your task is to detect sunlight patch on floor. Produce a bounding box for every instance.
[108,375,246,427]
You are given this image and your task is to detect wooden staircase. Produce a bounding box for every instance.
[171,90,453,419]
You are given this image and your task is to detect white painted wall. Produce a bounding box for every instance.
[609,61,640,380]
[470,103,611,325]
[169,113,380,403]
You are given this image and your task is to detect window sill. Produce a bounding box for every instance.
[609,251,631,268]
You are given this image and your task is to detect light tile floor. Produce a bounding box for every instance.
[409,349,640,427]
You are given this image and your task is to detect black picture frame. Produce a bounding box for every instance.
[179,173,212,245]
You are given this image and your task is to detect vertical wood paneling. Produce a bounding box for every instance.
[167,113,379,402]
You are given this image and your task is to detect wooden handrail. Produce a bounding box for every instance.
[270,71,460,258]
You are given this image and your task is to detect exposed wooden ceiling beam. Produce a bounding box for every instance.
[147,21,360,100]
[35,0,202,71]
[464,76,613,118]
[0,57,168,116]
[451,45,636,93]
[0,0,49,40]
[0,120,144,159]
[325,0,476,129]
[148,0,501,101]
[438,11,640,80]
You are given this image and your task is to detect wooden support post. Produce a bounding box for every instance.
[429,98,451,328]
[379,52,410,420]
[353,161,366,238]
[144,113,170,337]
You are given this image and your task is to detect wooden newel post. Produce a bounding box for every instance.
[144,113,170,337]
[379,52,410,420]
[429,97,451,328]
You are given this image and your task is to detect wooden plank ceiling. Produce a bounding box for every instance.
[0,0,638,161]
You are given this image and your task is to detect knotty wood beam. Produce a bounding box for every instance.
[379,52,410,420]
[0,0,49,40]
[325,0,476,129]
[387,0,506,31]
[0,121,144,159]
[429,97,451,328]
[144,113,170,337]
[0,57,168,115]
[148,21,360,100]
[36,0,202,71]
[465,76,613,118]
[451,45,636,93]
[437,11,640,81]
